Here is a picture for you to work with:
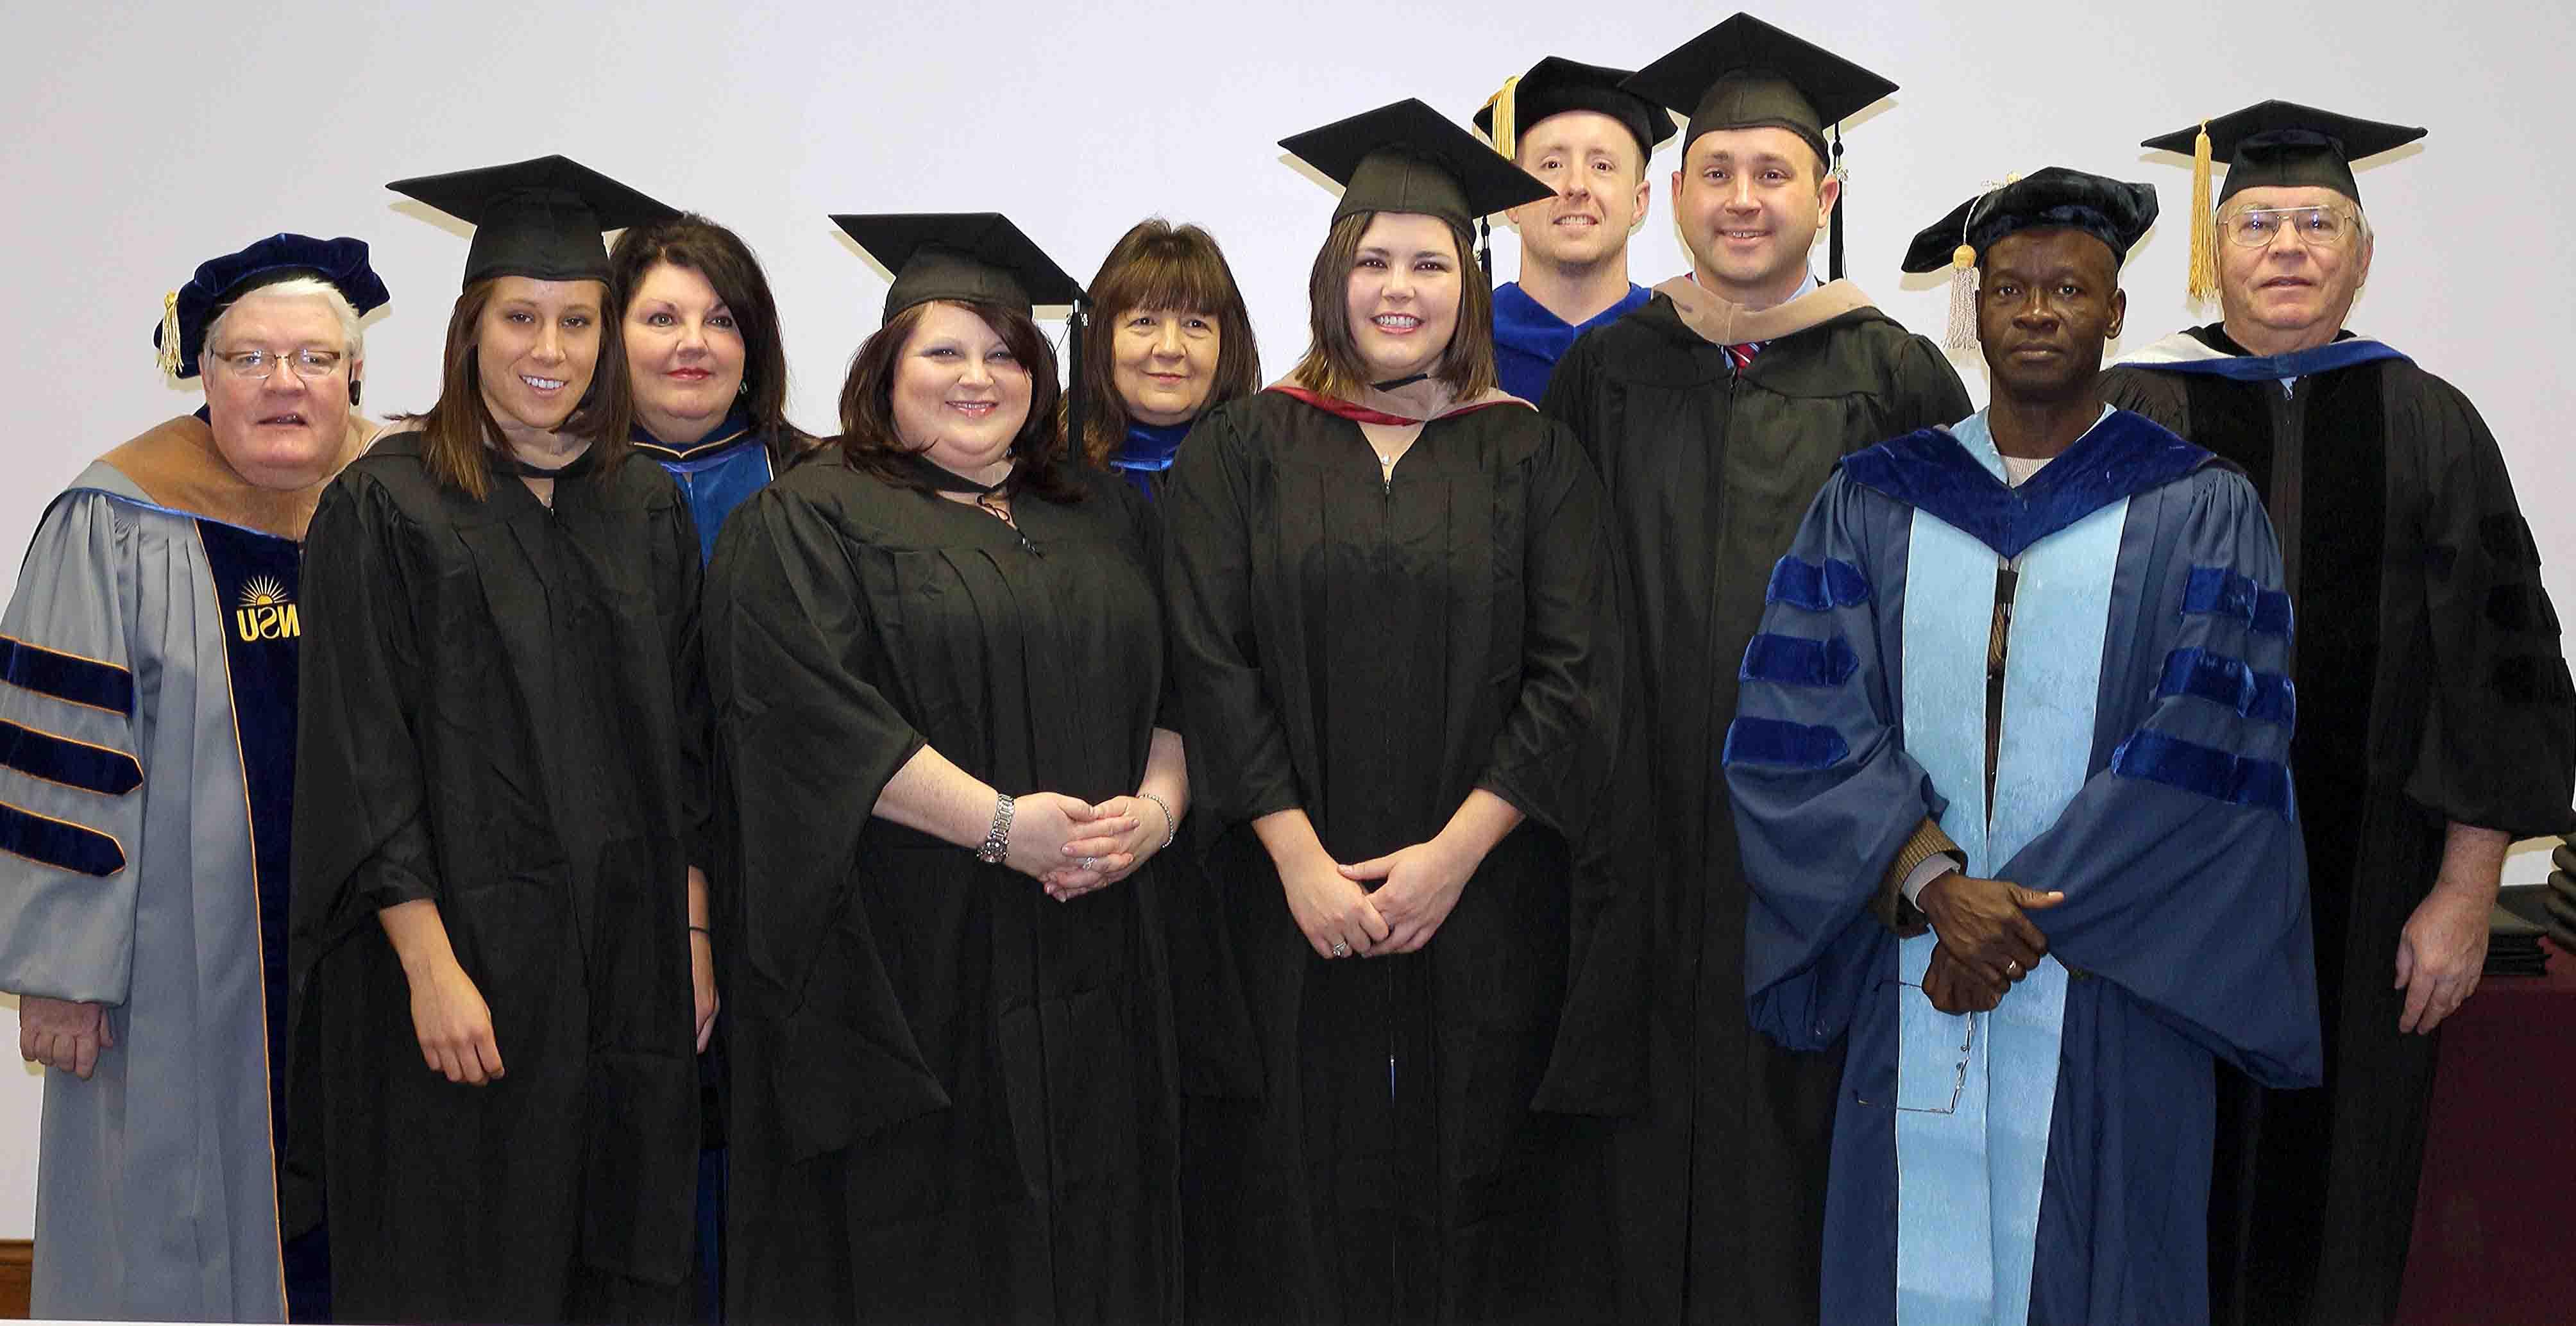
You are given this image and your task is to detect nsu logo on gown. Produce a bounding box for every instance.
[235,576,300,642]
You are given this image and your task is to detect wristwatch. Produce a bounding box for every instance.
[976,793,1016,864]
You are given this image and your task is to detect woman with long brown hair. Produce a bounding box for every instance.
[1076,218,1260,499]
[707,213,1183,1323]
[1162,101,1646,1324]
[290,155,716,1322]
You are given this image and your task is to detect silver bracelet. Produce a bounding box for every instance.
[976,793,1016,864]
[1139,791,1177,850]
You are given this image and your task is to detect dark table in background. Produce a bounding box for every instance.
[2396,938,2576,1326]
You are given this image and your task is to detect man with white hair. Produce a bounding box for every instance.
[0,233,387,1322]
[2103,102,2576,1326]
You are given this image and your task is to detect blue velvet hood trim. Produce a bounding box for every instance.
[1840,409,2213,561]
[1491,281,1649,364]
[1112,419,1191,474]
[2131,337,2409,382]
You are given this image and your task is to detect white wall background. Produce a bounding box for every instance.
[3,0,2569,1239]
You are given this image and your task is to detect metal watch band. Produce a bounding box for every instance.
[976,793,1016,864]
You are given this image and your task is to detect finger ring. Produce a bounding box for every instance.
[1080,857,1097,869]
[1331,941,1350,958]
[2005,961,2023,978]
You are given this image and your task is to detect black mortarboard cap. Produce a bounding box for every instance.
[2142,99,2425,206]
[829,213,1086,323]
[1473,56,1676,164]
[387,155,679,288]
[1280,98,1555,231]
[834,212,1095,458]
[1902,167,2160,274]
[1622,13,1895,165]
[153,233,389,379]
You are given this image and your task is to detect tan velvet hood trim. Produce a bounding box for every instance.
[1650,274,1877,348]
[96,412,377,541]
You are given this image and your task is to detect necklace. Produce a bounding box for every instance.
[973,489,1016,528]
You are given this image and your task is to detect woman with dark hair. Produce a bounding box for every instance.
[1162,101,1647,1325]
[706,212,1183,1324]
[1077,218,1260,499]
[289,156,716,1323]
[611,212,809,564]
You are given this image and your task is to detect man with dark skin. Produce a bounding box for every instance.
[1913,223,2119,1014]
[1729,167,2321,1323]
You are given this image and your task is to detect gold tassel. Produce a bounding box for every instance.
[1482,76,1519,158]
[1944,245,1979,351]
[2187,120,2219,304]
[155,290,183,377]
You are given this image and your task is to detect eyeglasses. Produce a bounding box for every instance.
[210,348,346,381]
[2219,206,2359,249]
[1851,980,1977,1115]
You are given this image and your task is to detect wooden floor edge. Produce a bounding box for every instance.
[0,1238,29,1321]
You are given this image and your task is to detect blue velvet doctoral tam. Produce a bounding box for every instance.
[1725,408,2323,1325]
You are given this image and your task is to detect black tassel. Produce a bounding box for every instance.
[1477,216,1493,281]
[1065,295,1090,460]
[1827,123,1846,282]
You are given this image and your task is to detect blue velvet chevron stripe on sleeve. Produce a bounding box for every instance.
[2180,565,2294,636]
[2155,646,2297,728]
[1724,716,1852,769]
[1740,633,1861,688]
[0,633,133,716]
[1765,555,1872,612]
[0,718,143,796]
[2109,728,2294,816]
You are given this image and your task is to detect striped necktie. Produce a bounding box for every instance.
[1725,341,1760,373]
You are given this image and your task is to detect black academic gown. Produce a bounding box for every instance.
[1541,293,1972,1326]
[288,433,708,1323]
[2103,328,2576,1326]
[1161,389,1645,1326]
[704,451,1180,1326]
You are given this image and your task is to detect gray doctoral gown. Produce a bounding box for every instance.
[0,456,309,1322]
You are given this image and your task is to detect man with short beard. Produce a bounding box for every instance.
[2102,101,2576,1326]
[1731,162,2322,1326]
[1473,56,1674,403]
[1538,14,1970,1324]
[0,234,387,1322]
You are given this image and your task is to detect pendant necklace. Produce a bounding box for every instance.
[974,489,1015,528]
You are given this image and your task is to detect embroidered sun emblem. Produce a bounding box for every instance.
[238,576,290,610]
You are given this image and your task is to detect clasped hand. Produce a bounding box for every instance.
[1918,870,2065,1015]
[1001,791,1158,902]
[1279,837,1476,959]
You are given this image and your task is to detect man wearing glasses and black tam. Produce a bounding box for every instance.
[2103,101,2576,1326]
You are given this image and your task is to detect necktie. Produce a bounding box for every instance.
[1725,341,1760,373]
